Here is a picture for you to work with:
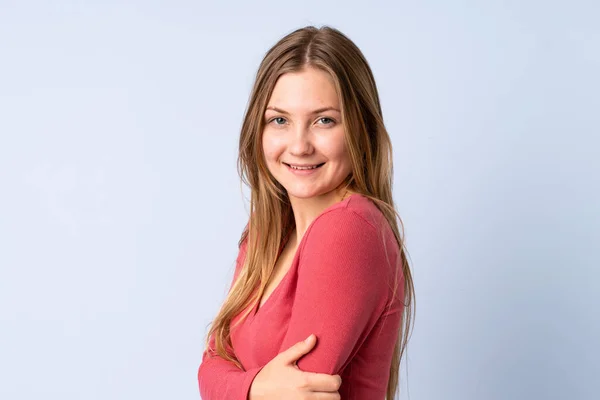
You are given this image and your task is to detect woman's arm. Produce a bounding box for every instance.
[277,208,397,375]
[197,333,263,400]
[197,238,262,400]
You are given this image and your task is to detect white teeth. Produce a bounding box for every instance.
[289,164,319,170]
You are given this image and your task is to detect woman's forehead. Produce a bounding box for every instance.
[267,69,340,113]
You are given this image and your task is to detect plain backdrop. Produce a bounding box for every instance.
[0,1,598,399]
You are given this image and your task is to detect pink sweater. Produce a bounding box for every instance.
[198,193,404,399]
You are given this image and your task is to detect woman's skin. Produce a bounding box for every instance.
[250,66,351,398]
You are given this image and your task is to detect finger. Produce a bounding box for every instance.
[302,371,342,392]
[279,334,317,365]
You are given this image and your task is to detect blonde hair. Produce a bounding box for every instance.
[203,25,415,399]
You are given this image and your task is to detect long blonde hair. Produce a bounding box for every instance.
[203,25,415,399]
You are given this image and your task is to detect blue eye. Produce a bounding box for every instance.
[271,117,286,125]
[318,117,335,125]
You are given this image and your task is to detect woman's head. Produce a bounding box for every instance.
[262,66,352,200]
[238,25,390,203]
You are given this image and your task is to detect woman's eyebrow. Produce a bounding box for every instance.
[265,106,341,115]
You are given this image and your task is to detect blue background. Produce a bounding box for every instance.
[0,1,598,399]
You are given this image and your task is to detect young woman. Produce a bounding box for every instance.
[198,25,415,400]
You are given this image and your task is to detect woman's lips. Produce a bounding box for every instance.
[284,162,325,175]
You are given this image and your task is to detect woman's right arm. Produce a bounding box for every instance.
[197,332,264,400]
[197,238,260,399]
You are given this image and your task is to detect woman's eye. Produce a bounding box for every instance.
[271,117,286,125]
[318,117,335,125]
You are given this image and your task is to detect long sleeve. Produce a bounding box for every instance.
[198,335,263,400]
[277,208,394,375]
[197,238,263,400]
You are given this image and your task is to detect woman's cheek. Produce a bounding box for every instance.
[262,133,284,162]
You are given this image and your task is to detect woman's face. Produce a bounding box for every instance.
[262,66,352,200]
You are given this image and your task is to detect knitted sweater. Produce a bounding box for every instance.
[198,193,405,399]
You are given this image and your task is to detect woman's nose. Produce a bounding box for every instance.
[288,125,313,156]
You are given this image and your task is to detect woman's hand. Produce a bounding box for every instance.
[249,334,342,399]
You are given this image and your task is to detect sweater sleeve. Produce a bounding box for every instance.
[197,238,263,400]
[277,208,392,375]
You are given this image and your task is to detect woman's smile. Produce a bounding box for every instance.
[284,162,326,175]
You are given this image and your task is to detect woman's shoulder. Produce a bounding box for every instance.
[345,192,388,229]
[301,193,395,254]
[308,193,387,235]
[299,194,400,282]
